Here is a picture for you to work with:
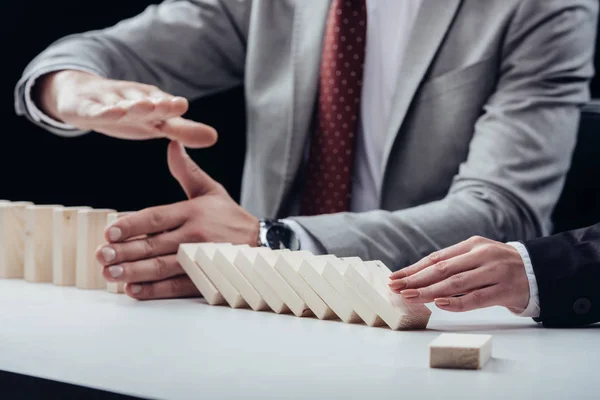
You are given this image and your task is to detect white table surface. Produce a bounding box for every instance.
[0,279,598,400]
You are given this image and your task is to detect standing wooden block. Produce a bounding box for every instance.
[234,247,290,314]
[24,204,62,282]
[429,333,493,369]
[323,257,386,327]
[0,201,33,278]
[52,206,90,286]
[194,243,250,308]
[76,208,115,289]
[105,211,132,293]
[274,251,337,320]
[177,243,226,305]
[254,249,312,317]
[299,255,363,324]
[343,260,431,330]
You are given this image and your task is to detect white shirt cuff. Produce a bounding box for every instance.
[506,241,540,318]
[23,66,100,135]
[281,219,326,255]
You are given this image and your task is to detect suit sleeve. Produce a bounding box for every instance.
[290,0,598,269]
[14,0,251,135]
[523,223,600,327]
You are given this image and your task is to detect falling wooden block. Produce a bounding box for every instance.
[104,211,133,294]
[343,260,431,330]
[0,201,33,278]
[24,204,62,282]
[429,333,493,369]
[323,257,386,327]
[213,246,271,311]
[177,243,226,305]
[194,243,250,308]
[254,249,312,317]
[274,251,337,320]
[233,247,290,314]
[52,206,90,286]
[299,255,363,323]
[76,208,115,289]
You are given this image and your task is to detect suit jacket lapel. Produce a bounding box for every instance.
[379,0,463,196]
[276,1,331,215]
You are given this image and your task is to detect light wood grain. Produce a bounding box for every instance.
[76,208,115,289]
[53,206,90,286]
[0,201,33,278]
[429,333,492,369]
[24,205,62,282]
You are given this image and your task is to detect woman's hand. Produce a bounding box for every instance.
[388,236,530,313]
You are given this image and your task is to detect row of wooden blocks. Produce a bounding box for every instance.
[176,242,432,330]
[0,200,128,293]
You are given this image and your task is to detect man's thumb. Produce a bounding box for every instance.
[167,140,219,199]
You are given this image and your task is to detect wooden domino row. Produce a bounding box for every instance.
[176,242,432,330]
[0,200,129,293]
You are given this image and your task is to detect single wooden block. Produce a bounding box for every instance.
[299,255,363,324]
[177,243,225,305]
[234,247,290,314]
[52,206,90,286]
[213,246,270,311]
[343,260,431,330]
[24,204,62,282]
[194,243,250,308]
[76,208,115,289]
[253,249,312,317]
[323,257,386,327]
[274,251,337,320]
[429,333,493,369]
[0,201,33,278]
[104,211,133,294]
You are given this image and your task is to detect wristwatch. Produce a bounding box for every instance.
[257,219,300,250]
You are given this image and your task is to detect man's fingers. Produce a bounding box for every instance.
[400,263,502,303]
[433,285,507,312]
[103,254,184,284]
[389,252,480,292]
[390,239,474,280]
[104,203,187,243]
[158,117,218,148]
[126,275,200,300]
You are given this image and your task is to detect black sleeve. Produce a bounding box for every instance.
[524,222,600,327]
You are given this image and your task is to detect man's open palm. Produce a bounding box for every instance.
[37,70,218,148]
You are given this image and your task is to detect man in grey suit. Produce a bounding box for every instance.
[14,0,598,301]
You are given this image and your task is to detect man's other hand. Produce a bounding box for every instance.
[36,70,218,148]
[96,141,259,300]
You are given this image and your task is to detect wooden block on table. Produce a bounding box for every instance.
[176,243,226,305]
[76,208,116,289]
[343,260,431,330]
[104,211,133,294]
[194,243,250,308]
[0,201,33,278]
[52,206,90,286]
[299,255,363,323]
[429,333,492,369]
[254,249,312,317]
[274,251,337,320]
[323,257,386,327]
[233,247,290,314]
[24,204,62,282]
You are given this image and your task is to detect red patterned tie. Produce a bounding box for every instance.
[300,0,367,216]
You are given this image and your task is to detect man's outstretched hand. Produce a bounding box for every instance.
[97,141,259,300]
[36,70,217,148]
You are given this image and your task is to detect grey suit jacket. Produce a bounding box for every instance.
[14,0,598,270]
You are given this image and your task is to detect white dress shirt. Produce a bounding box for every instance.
[23,0,540,318]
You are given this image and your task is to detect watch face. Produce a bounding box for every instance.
[266,224,300,250]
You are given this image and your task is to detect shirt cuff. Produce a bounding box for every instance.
[281,219,326,255]
[506,241,540,318]
[23,65,100,136]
